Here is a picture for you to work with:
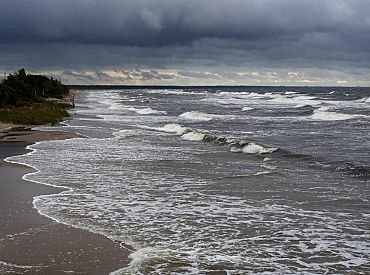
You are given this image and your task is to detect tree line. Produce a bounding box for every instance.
[0,69,69,107]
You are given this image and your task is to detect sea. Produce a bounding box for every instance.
[7,87,370,274]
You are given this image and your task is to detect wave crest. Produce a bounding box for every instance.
[179,111,214,121]
[242,143,278,154]
[312,107,367,121]
[138,124,192,135]
[135,108,167,115]
[138,123,279,155]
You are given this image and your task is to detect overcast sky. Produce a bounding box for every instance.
[1,0,370,85]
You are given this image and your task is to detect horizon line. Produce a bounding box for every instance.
[67,84,369,89]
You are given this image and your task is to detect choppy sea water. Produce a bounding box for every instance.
[7,87,370,274]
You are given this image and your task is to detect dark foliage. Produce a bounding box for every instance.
[0,68,69,107]
[0,69,71,124]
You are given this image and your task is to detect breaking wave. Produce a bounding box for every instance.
[144,89,208,95]
[358,96,370,103]
[242,143,278,154]
[311,107,368,121]
[179,111,214,121]
[138,124,192,135]
[181,132,206,141]
[142,121,370,177]
[138,123,279,155]
[134,108,167,115]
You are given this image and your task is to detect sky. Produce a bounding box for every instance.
[1,0,370,86]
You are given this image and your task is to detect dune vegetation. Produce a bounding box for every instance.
[0,69,72,125]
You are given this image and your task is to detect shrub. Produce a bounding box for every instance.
[0,69,72,125]
[0,104,70,125]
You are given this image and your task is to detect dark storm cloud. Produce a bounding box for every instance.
[1,0,370,85]
[1,0,370,47]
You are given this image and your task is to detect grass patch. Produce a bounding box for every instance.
[0,102,71,125]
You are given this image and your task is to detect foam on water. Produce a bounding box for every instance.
[204,91,370,120]
[268,94,319,106]
[242,142,278,154]
[138,123,192,135]
[359,96,370,103]
[145,89,208,95]
[200,91,330,116]
[181,132,206,141]
[108,102,123,110]
[294,104,310,108]
[311,107,367,121]
[4,135,303,274]
[241,107,254,111]
[107,105,167,115]
[0,261,41,269]
[135,108,167,115]
[138,123,280,156]
[179,111,214,121]
[285,91,298,95]
[0,260,42,274]
[5,89,370,274]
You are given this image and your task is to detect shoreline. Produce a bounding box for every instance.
[0,123,80,142]
[0,125,132,274]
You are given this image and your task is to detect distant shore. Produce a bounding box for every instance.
[0,124,132,274]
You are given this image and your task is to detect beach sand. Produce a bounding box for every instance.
[0,128,131,274]
[0,123,78,142]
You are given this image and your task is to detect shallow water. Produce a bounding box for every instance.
[8,87,370,274]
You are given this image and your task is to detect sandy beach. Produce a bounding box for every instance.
[0,125,131,274]
[0,124,78,142]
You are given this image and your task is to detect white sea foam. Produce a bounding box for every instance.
[261,163,278,170]
[108,102,122,110]
[252,171,275,176]
[358,96,370,103]
[311,107,366,121]
[230,142,278,154]
[242,143,278,154]
[268,94,321,106]
[203,91,328,111]
[179,111,214,121]
[0,260,42,274]
[230,147,243,153]
[161,124,190,134]
[8,89,370,275]
[294,104,310,108]
[139,123,192,135]
[181,132,206,141]
[12,130,370,275]
[135,108,167,115]
[285,91,298,95]
[145,89,207,95]
[114,106,167,115]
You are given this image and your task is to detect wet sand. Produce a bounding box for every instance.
[0,123,79,142]
[0,138,131,274]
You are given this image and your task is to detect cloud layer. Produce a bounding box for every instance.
[1,0,370,85]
